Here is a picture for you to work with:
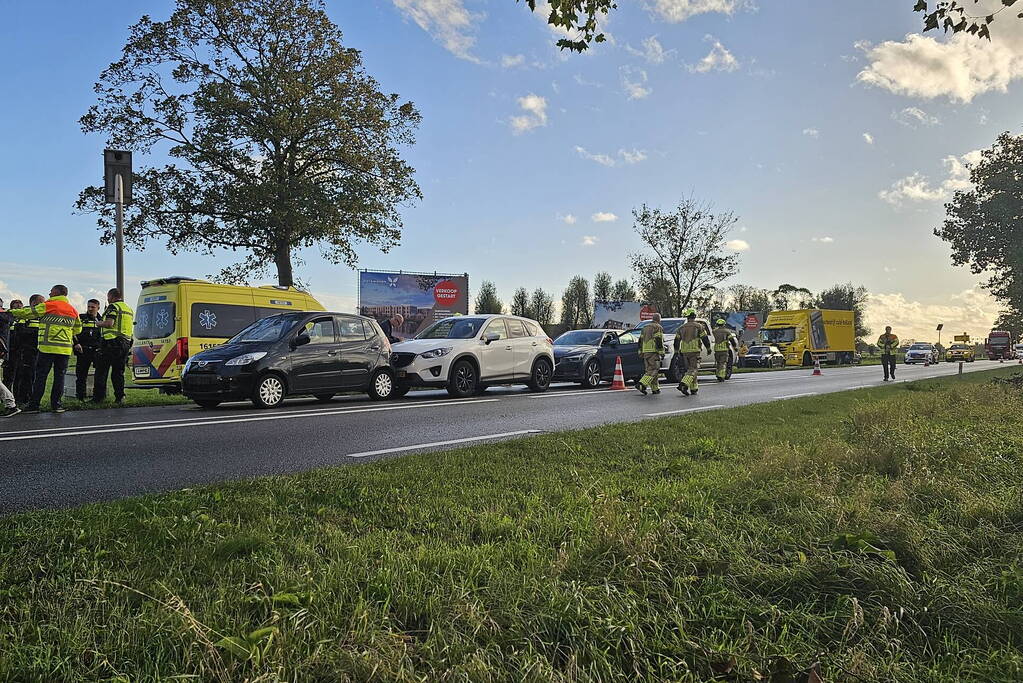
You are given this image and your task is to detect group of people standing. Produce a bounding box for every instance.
[0,285,134,417]
[635,312,738,396]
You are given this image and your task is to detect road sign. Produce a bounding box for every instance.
[954,334,970,342]
[104,149,132,204]
[744,313,760,330]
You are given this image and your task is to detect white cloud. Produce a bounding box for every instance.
[688,35,739,73]
[581,235,599,246]
[649,0,740,23]
[725,239,750,252]
[802,128,819,138]
[392,0,481,62]
[574,74,603,88]
[864,288,1001,342]
[620,66,651,99]
[509,93,548,134]
[812,236,835,244]
[893,106,940,127]
[501,54,525,68]
[883,266,897,274]
[559,213,578,225]
[592,212,618,222]
[856,25,1023,102]
[575,145,616,167]
[619,148,648,164]
[879,149,983,206]
[627,36,669,64]
[862,132,874,145]
[311,291,358,314]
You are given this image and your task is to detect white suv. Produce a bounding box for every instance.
[390,315,555,398]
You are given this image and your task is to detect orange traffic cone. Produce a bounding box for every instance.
[811,358,822,376]
[611,356,628,390]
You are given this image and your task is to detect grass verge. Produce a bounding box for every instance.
[27,365,189,411]
[2,369,1022,681]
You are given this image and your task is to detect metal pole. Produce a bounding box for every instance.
[115,173,124,295]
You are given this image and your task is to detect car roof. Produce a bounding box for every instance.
[565,328,625,333]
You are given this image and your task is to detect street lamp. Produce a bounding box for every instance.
[936,323,944,359]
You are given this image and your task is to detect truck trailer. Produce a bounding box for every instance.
[760,309,857,366]
[985,330,1014,360]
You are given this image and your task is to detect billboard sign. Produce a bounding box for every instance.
[712,310,767,344]
[358,271,469,339]
[594,301,649,329]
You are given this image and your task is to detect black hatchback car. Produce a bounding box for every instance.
[181,312,396,408]
[742,345,786,368]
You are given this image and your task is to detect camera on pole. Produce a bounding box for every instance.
[104,149,132,204]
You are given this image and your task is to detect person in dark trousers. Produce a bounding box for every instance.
[11,285,82,414]
[876,326,900,382]
[92,288,134,405]
[1,298,21,394]
[73,298,103,401]
[0,299,19,417]
[379,313,404,344]
[13,294,44,404]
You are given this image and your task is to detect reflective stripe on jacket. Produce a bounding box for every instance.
[639,323,664,355]
[675,321,709,354]
[11,296,82,356]
[102,301,134,341]
[877,333,900,355]
[712,327,736,352]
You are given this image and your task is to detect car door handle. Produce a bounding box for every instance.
[327,350,340,356]
[369,344,380,351]
[505,345,513,350]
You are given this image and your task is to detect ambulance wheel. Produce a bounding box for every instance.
[314,394,335,403]
[194,400,220,409]
[252,373,286,409]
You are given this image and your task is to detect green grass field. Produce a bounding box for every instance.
[2,369,1022,681]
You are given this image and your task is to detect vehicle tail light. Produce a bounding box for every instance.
[546,337,554,345]
[177,337,189,363]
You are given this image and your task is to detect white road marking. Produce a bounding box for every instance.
[527,389,619,399]
[645,404,725,417]
[772,392,819,399]
[347,430,542,458]
[0,399,501,442]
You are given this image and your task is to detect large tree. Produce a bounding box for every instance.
[474,281,503,314]
[726,284,773,312]
[560,276,592,329]
[771,284,814,311]
[510,287,531,317]
[814,283,872,341]
[628,197,740,318]
[593,271,613,303]
[936,132,1023,319]
[76,0,421,287]
[611,278,636,302]
[529,288,555,327]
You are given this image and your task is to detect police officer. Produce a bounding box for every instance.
[636,313,664,395]
[93,288,134,404]
[711,318,739,382]
[13,294,44,404]
[876,325,900,382]
[674,310,711,396]
[1,298,22,393]
[73,298,103,401]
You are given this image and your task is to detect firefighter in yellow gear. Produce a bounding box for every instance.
[637,313,664,395]
[711,319,738,382]
[674,309,711,396]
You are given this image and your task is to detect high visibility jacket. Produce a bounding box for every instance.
[675,321,709,354]
[76,312,102,349]
[712,327,737,352]
[877,333,900,355]
[101,301,134,341]
[11,296,82,356]
[639,323,664,355]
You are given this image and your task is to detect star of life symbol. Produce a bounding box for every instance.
[155,309,170,329]
[199,309,218,330]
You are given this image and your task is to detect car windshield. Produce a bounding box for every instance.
[416,317,486,339]
[763,328,795,343]
[910,344,932,350]
[636,319,685,334]
[554,330,604,346]
[950,344,968,350]
[227,314,302,343]
[748,346,770,354]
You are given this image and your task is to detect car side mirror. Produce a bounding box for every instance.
[292,332,311,349]
[483,332,500,345]
[605,337,618,346]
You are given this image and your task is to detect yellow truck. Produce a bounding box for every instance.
[131,277,324,392]
[760,309,857,366]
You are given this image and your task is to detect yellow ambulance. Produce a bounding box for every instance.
[130,277,325,392]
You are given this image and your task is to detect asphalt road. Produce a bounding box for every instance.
[0,360,1003,515]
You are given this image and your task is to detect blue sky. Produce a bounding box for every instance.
[2,0,1021,339]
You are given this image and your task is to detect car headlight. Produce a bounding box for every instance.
[182,357,194,376]
[420,347,453,359]
[225,352,267,366]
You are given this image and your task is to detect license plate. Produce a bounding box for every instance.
[133,366,151,377]
[397,370,406,378]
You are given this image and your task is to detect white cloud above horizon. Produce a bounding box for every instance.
[865,287,1001,342]
[627,36,669,64]
[592,212,618,222]
[581,235,599,246]
[812,236,835,244]
[559,213,577,225]
[500,53,525,68]
[803,128,819,138]
[862,132,874,145]
[649,0,742,23]
[620,66,651,99]
[879,149,983,205]
[894,106,940,127]
[575,146,648,166]
[688,35,739,73]
[726,239,750,252]
[509,93,548,134]
[392,0,481,62]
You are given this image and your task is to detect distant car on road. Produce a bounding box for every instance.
[553,329,643,388]
[181,311,395,409]
[391,315,554,398]
[945,343,976,363]
[904,343,939,365]
[742,345,786,368]
[1014,343,1023,360]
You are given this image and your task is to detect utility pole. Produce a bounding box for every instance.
[104,150,132,295]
